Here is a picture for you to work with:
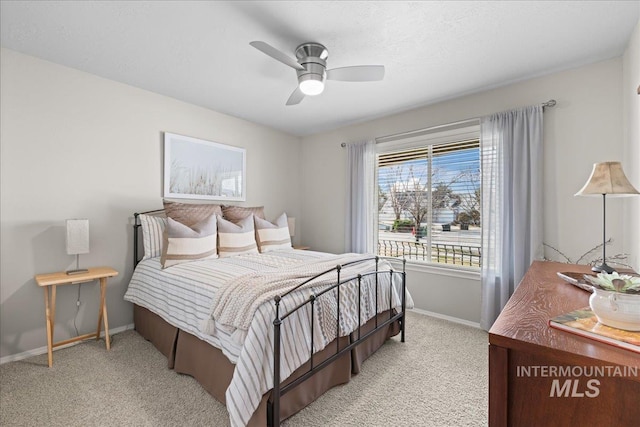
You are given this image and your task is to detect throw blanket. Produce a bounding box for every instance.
[202,253,388,342]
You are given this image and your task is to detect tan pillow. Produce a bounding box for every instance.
[254,213,292,253]
[161,214,218,269]
[221,205,265,223]
[217,215,259,258]
[163,201,222,228]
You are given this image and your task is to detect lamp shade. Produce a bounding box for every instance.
[575,162,639,197]
[287,217,296,237]
[66,219,90,255]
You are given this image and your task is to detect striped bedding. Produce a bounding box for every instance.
[124,250,412,427]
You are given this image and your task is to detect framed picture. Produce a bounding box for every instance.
[163,132,246,201]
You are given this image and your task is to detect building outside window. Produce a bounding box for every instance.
[376,126,481,268]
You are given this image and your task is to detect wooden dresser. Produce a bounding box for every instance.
[489,261,640,427]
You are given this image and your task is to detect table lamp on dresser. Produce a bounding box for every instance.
[575,161,639,273]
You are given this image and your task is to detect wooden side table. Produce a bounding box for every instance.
[34,266,118,367]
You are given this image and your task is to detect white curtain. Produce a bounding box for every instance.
[480,105,544,330]
[345,140,375,253]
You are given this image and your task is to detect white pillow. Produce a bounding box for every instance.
[217,215,259,258]
[254,213,292,253]
[139,214,166,260]
[161,214,218,269]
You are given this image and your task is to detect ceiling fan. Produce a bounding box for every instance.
[250,41,385,106]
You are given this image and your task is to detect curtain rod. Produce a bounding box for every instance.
[340,99,556,147]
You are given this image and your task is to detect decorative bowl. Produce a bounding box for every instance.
[583,272,640,294]
[588,287,640,331]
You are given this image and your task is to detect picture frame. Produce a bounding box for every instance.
[163,132,246,201]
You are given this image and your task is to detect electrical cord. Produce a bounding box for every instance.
[72,282,113,345]
[73,283,81,336]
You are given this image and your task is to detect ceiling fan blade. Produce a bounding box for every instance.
[286,87,305,106]
[250,41,304,71]
[326,65,385,82]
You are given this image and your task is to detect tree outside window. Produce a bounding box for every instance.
[377,140,481,267]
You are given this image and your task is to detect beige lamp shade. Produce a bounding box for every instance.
[287,217,295,237]
[66,219,90,255]
[575,162,639,197]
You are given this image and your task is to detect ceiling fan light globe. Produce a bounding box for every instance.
[299,78,324,96]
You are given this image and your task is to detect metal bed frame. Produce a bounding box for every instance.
[133,210,407,427]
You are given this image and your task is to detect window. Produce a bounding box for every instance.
[376,126,481,268]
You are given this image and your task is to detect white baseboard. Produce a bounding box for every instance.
[0,323,135,365]
[410,308,482,329]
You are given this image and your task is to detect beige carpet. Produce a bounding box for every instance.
[0,311,488,427]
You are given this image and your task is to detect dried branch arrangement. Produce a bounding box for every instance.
[543,238,632,269]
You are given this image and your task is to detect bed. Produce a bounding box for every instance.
[125,208,413,427]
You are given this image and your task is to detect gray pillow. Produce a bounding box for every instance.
[161,214,218,269]
[217,215,259,258]
[254,213,293,253]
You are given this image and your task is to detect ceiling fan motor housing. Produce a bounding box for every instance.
[295,43,328,83]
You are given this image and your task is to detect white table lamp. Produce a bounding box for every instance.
[66,219,90,275]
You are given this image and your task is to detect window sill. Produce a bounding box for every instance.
[386,258,481,281]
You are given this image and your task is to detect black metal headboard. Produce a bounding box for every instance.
[133,209,165,267]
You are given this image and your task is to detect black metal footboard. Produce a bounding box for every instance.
[267,256,407,426]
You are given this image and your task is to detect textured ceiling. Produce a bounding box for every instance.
[1,1,638,136]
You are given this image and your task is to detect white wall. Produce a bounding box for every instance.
[0,48,301,359]
[300,58,626,324]
[2,43,636,358]
[623,20,640,272]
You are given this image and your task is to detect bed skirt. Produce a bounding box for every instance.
[133,304,399,426]
[133,304,179,369]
